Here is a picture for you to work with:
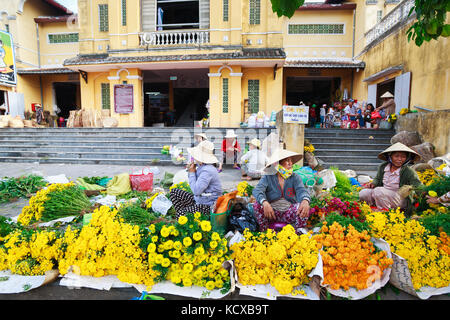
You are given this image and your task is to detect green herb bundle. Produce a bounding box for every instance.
[0,175,47,203]
[420,213,450,237]
[318,213,370,234]
[118,203,158,227]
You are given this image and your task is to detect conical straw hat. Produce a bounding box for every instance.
[265,148,303,169]
[378,142,421,162]
[248,138,261,149]
[187,140,218,164]
[194,133,208,140]
[380,91,394,98]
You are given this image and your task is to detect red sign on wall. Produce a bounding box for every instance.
[114,84,134,114]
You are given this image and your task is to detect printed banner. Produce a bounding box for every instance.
[114,84,134,114]
[0,31,17,86]
[282,105,309,124]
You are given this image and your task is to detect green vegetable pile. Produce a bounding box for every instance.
[0,175,47,204]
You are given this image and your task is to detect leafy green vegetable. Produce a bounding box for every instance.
[118,203,158,227]
[318,213,370,234]
[0,175,47,203]
[420,214,450,237]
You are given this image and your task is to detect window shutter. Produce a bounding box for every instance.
[394,72,411,114]
[141,0,156,32]
[367,84,377,108]
[199,0,210,29]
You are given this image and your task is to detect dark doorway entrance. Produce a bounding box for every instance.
[144,82,169,127]
[54,82,79,119]
[173,88,208,127]
[376,79,395,108]
[286,77,338,107]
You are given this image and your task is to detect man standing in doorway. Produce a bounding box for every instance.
[376,91,396,119]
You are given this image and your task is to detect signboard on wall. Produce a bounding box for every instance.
[114,84,134,114]
[282,105,309,124]
[0,31,17,86]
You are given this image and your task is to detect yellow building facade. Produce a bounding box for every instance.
[60,0,366,128]
[0,0,80,122]
[2,0,448,127]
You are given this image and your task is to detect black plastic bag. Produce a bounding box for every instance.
[228,208,259,233]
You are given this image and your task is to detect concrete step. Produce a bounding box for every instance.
[311,143,391,150]
[0,150,171,160]
[322,162,381,171]
[316,155,383,164]
[314,149,382,156]
[0,156,173,166]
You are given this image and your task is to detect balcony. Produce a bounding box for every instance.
[364,0,415,48]
[139,29,210,47]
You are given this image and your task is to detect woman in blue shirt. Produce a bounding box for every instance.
[252,148,311,233]
[169,140,222,218]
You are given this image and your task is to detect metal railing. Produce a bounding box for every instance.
[139,29,210,47]
[364,0,415,47]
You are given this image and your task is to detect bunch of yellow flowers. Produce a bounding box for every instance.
[145,192,161,210]
[17,183,72,226]
[169,181,192,193]
[146,212,231,291]
[399,108,409,115]
[58,205,158,288]
[237,181,253,197]
[366,208,450,290]
[230,225,319,295]
[304,144,315,154]
[0,228,63,276]
[417,169,440,186]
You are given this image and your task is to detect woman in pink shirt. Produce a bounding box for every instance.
[359,143,422,215]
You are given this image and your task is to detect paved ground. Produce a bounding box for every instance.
[0,162,448,301]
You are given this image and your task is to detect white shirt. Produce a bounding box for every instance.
[320,107,326,116]
[240,149,269,173]
[344,105,356,115]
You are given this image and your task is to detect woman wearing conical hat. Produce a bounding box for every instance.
[169,140,222,218]
[359,142,422,215]
[252,148,311,233]
[239,138,268,180]
[375,91,396,119]
[218,129,241,172]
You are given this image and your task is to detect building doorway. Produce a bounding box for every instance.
[376,79,395,108]
[285,76,338,107]
[0,90,6,115]
[173,88,208,127]
[53,82,80,119]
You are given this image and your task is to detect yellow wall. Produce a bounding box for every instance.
[38,21,79,68]
[283,9,355,60]
[353,19,450,110]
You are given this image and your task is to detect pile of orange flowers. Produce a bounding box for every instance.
[313,221,393,291]
[439,232,450,255]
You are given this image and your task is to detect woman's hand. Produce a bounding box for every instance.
[262,201,275,221]
[296,200,310,218]
[426,195,440,205]
[365,182,375,189]
[187,163,196,173]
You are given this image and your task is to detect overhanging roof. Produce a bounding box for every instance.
[363,65,403,82]
[284,57,365,69]
[17,68,78,75]
[63,48,286,71]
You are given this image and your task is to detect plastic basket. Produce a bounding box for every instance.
[210,200,233,234]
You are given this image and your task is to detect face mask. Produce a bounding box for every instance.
[276,164,293,179]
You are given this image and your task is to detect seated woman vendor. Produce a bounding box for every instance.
[169,140,222,218]
[359,142,422,215]
[252,148,311,233]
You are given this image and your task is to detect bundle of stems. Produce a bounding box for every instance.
[41,185,93,221]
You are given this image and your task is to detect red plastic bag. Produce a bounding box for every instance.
[371,111,382,119]
[130,168,153,192]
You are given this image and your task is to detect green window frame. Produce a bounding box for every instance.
[99,4,109,32]
[48,33,79,43]
[249,0,260,25]
[122,0,127,26]
[288,24,345,35]
[222,78,229,113]
[223,0,229,22]
[248,79,259,113]
[101,83,110,110]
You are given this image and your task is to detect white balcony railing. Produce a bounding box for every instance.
[139,30,210,47]
[364,0,415,47]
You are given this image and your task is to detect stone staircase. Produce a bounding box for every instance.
[305,127,395,172]
[0,127,395,172]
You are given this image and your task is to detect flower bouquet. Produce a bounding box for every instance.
[17,183,93,226]
[230,225,321,299]
[366,208,450,299]
[313,218,393,299]
[236,181,254,197]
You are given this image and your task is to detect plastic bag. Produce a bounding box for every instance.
[228,210,259,233]
[106,173,132,196]
[294,167,317,187]
[151,194,172,216]
[130,168,154,192]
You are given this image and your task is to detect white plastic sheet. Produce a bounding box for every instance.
[389,253,450,300]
